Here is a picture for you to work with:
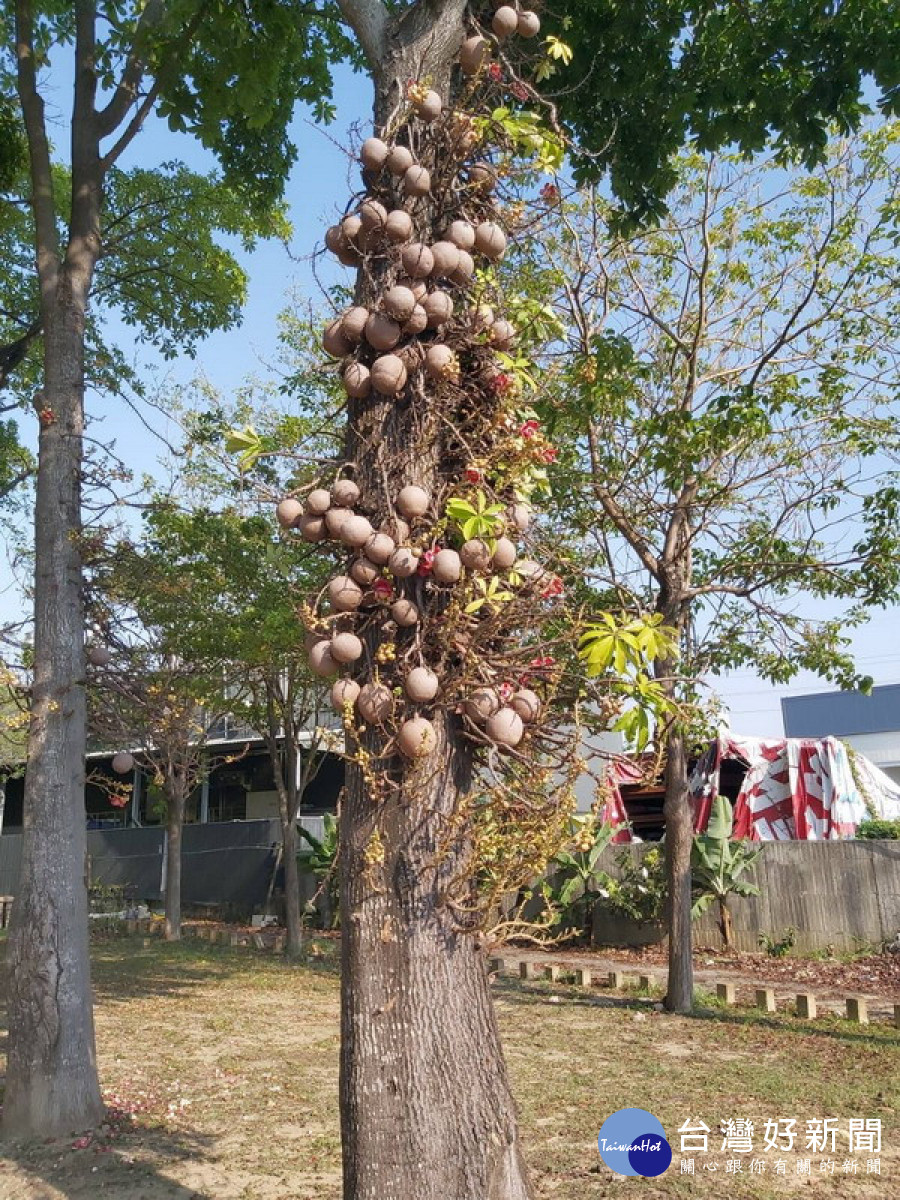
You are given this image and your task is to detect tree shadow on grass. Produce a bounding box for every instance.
[490,976,900,1048]
[0,1119,219,1199]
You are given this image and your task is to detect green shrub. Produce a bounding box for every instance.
[855,818,900,840]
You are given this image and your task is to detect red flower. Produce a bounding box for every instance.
[488,63,503,83]
[373,578,393,599]
[519,418,540,438]
[541,183,560,204]
[465,466,483,483]
[417,547,437,576]
[530,654,555,670]
[499,682,515,702]
[541,444,559,463]
[489,372,514,395]
[510,81,529,101]
[541,575,564,599]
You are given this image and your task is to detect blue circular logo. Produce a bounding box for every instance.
[598,1108,672,1177]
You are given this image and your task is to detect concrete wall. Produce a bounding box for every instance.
[592,839,900,953]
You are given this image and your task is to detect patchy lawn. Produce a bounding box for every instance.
[0,935,897,1199]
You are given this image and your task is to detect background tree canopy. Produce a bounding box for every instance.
[546,0,900,222]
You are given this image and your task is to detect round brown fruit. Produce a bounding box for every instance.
[390,597,419,626]
[405,666,439,702]
[510,503,532,532]
[298,514,326,543]
[467,162,498,192]
[398,717,437,759]
[370,354,408,395]
[112,751,135,774]
[364,532,395,565]
[490,318,515,350]
[331,678,361,710]
[323,319,351,358]
[382,285,417,323]
[359,199,388,232]
[340,306,370,343]
[432,548,462,583]
[386,145,414,175]
[423,291,454,328]
[445,219,475,250]
[350,557,380,586]
[309,640,339,678]
[360,137,389,172]
[328,575,364,611]
[340,514,374,549]
[425,344,459,381]
[396,485,430,518]
[401,242,435,279]
[324,507,352,538]
[486,707,524,746]
[518,9,541,37]
[305,488,331,515]
[388,546,418,578]
[358,683,393,724]
[332,478,360,507]
[402,305,428,335]
[343,362,371,399]
[460,538,492,571]
[365,312,402,351]
[384,209,413,243]
[330,631,364,664]
[414,90,442,122]
[474,221,507,260]
[276,497,303,529]
[429,240,461,279]
[492,6,519,38]
[464,688,500,723]
[459,35,489,76]
[492,536,517,568]
[450,250,475,284]
[511,688,541,723]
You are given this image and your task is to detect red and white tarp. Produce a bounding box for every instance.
[602,734,900,842]
[689,734,900,841]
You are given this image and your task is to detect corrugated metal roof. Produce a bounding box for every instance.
[782,684,900,737]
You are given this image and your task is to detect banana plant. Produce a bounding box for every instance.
[690,795,761,950]
[298,813,339,927]
[541,817,620,943]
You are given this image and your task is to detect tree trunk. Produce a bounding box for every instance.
[2,285,103,1137]
[164,774,186,941]
[718,897,733,951]
[662,728,694,1013]
[338,5,532,1196]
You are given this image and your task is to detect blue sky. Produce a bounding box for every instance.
[4,54,899,738]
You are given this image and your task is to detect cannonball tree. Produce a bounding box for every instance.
[268,6,665,1196]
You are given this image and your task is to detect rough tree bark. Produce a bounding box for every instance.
[336,2,533,1197]
[657,547,695,1014]
[265,681,304,957]
[661,724,693,1012]
[3,1,104,1138]
[163,767,186,941]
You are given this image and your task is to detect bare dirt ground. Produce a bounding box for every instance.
[0,934,898,1200]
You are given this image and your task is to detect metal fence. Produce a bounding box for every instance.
[0,818,327,914]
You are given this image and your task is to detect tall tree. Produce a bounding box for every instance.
[132,499,335,957]
[0,0,348,1139]
[316,2,900,1193]
[537,132,900,1010]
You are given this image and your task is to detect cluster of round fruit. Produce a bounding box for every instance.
[276,476,547,756]
[323,166,510,399]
